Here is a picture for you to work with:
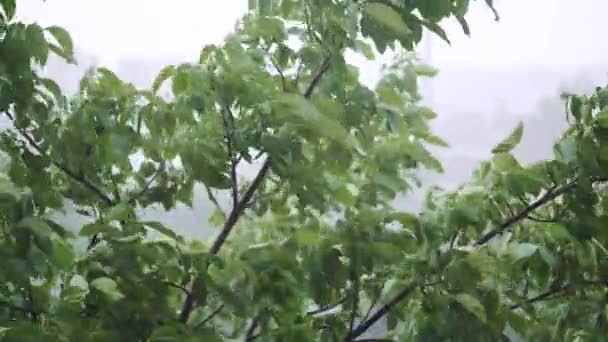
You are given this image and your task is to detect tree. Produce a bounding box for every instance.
[2,0,608,341]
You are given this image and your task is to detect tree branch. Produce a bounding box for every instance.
[246,314,262,341]
[362,292,380,323]
[178,52,334,324]
[221,107,239,209]
[306,297,346,316]
[510,278,608,310]
[162,281,191,295]
[345,283,418,341]
[8,117,114,206]
[349,262,360,335]
[473,178,584,247]
[510,285,567,310]
[209,159,271,255]
[304,55,331,99]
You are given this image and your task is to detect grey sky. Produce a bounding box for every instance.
[17,0,608,69]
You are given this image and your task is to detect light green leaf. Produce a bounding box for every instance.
[295,229,320,246]
[105,202,132,222]
[366,3,410,36]
[492,152,520,171]
[64,275,89,303]
[424,135,449,147]
[51,239,75,269]
[508,243,538,261]
[39,78,63,104]
[79,223,120,236]
[152,65,175,94]
[141,221,178,239]
[492,121,524,153]
[355,39,375,60]
[274,93,351,148]
[69,275,89,291]
[414,64,438,77]
[453,293,487,323]
[597,110,608,128]
[91,277,125,301]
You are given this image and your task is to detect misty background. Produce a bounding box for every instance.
[11,0,608,238]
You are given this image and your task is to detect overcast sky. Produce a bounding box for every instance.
[16,0,608,70]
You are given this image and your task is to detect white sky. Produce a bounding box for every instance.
[17,0,608,69]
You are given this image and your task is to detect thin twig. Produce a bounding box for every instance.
[527,215,558,223]
[265,47,287,91]
[4,113,114,206]
[293,61,304,89]
[128,163,165,203]
[511,278,608,310]
[194,304,224,330]
[205,186,226,217]
[162,281,191,295]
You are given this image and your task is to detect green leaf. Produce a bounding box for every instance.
[453,293,487,323]
[484,0,500,21]
[295,229,320,246]
[454,0,470,16]
[64,275,89,303]
[105,202,133,222]
[90,277,125,301]
[141,221,178,239]
[508,243,538,261]
[597,110,608,128]
[152,65,175,94]
[1,0,15,21]
[274,93,351,148]
[414,64,438,77]
[420,20,450,44]
[492,121,524,153]
[79,223,120,236]
[365,3,410,37]
[424,134,449,147]
[45,26,75,62]
[456,16,471,36]
[26,24,49,65]
[51,239,75,269]
[39,78,63,104]
[354,39,375,60]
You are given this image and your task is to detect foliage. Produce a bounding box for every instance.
[1,0,608,341]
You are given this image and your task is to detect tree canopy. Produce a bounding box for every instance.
[1,0,608,341]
